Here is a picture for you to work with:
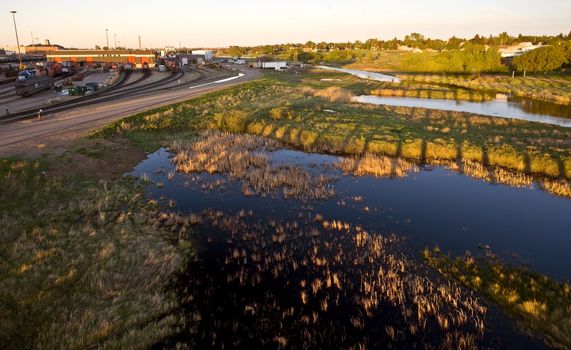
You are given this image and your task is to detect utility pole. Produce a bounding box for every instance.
[9,11,23,70]
[105,28,109,49]
[114,33,117,49]
[138,35,142,50]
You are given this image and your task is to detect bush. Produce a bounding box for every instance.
[213,110,251,133]
[513,46,568,73]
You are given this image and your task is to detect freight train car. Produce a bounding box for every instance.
[14,70,54,97]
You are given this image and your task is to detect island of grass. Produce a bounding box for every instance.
[424,248,571,350]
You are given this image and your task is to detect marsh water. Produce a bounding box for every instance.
[318,65,571,127]
[133,144,571,348]
[354,95,571,128]
[133,148,571,280]
[317,65,402,83]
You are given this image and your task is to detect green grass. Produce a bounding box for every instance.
[0,154,188,349]
[424,249,571,350]
[343,50,411,72]
[397,73,571,105]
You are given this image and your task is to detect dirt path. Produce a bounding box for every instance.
[0,68,261,158]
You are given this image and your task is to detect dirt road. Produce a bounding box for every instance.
[0,67,261,157]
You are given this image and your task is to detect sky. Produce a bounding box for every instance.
[1,0,570,49]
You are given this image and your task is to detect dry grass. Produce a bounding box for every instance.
[0,159,185,350]
[170,131,335,200]
[337,153,418,178]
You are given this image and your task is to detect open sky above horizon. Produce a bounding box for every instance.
[1,0,570,49]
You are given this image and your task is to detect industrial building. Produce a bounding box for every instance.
[2,45,27,55]
[179,50,215,65]
[46,50,156,68]
[191,50,214,61]
[26,40,65,54]
[252,61,288,71]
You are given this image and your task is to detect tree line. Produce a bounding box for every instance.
[221,32,571,74]
[222,32,571,56]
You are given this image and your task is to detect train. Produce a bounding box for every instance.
[14,70,54,97]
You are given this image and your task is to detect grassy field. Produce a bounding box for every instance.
[424,249,571,350]
[0,139,191,349]
[398,74,571,105]
[343,50,412,72]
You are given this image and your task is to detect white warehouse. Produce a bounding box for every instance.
[191,50,215,61]
[260,61,288,71]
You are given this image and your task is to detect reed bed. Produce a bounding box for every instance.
[170,131,335,200]
[336,153,419,178]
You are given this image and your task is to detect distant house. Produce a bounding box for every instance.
[499,42,544,58]
[303,47,317,53]
[397,45,422,53]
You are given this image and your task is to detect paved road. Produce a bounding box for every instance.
[0,67,261,156]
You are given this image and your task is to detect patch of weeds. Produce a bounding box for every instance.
[424,248,571,350]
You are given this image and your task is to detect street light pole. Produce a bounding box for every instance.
[9,11,23,70]
[105,28,109,49]
[114,33,117,49]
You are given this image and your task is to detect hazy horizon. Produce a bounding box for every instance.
[2,0,570,49]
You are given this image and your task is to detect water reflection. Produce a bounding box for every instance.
[353,95,571,128]
[131,145,571,280]
[317,65,401,83]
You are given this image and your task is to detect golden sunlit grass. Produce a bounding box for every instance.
[336,153,418,178]
[170,131,335,200]
[424,249,571,349]
[0,159,186,349]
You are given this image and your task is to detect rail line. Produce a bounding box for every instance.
[0,67,241,124]
[0,69,183,123]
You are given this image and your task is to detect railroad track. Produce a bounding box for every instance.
[121,69,152,88]
[0,69,182,123]
[0,67,240,124]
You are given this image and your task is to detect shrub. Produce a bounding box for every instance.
[513,46,568,73]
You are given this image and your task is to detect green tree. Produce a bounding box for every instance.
[513,46,568,73]
[228,46,245,57]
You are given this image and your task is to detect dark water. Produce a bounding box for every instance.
[354,95,571,127]
[132,148,571,280]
